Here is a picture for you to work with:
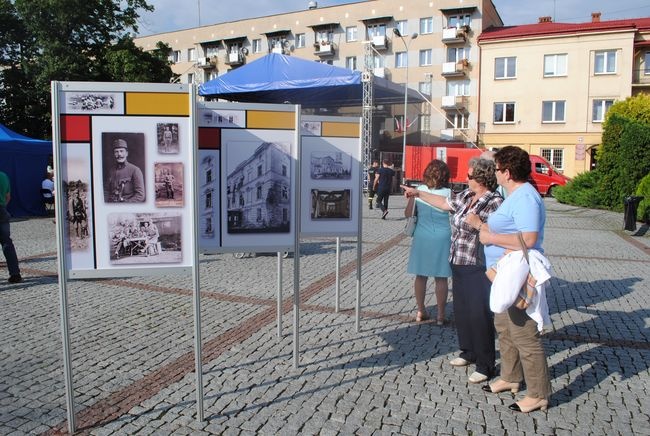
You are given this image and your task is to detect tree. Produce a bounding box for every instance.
[0,0,174,138]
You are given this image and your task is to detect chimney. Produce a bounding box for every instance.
[591,12,601,23]
[538,16,552,23]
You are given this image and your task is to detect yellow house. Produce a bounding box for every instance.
[478,14,650,177]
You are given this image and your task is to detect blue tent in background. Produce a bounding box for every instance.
[198,53,424,107]
[0,123,52,217]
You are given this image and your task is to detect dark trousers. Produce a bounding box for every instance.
[0,206,20,276]
[451,264,495,376]
[375,189,390,212]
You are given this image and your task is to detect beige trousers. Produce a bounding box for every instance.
[494,307,551,399]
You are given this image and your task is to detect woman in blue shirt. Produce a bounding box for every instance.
[472,146,550,413]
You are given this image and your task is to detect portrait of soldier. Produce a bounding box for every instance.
[103,136,145,203]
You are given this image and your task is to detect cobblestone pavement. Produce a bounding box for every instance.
[1,196,649,435]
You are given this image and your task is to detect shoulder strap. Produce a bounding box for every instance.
[517,232,529,263]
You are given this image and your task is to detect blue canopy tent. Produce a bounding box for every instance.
[0,124,52,217]
[198,53,425,107]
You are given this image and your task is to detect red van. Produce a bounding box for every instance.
[528,155,570,197]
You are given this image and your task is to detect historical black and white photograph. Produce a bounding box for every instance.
[301,121,322,136]
[310,151,352,179]
[225,141,291,234]
[108,212,182,264]
[154,162,183,207]
[65,181,90,250]
[157,123,180,154]
[63,92,123,114]
[199,108,245,128]
[311,189,351,219]
[101,132,146,203]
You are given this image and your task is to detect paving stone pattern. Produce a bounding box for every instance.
[0,197,649,435]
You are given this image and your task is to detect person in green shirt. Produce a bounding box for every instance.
[0,171,22,283]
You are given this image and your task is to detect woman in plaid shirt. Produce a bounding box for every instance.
[402,158,502,384]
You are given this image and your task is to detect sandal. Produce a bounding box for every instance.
[415,311,429,322]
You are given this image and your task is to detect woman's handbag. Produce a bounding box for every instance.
[486,232,537,310]
[403,198,418,237]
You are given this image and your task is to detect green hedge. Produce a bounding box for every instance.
[636,174,650,224]
[554,170,604,208]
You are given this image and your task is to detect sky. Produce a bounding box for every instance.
[136,0,650,37]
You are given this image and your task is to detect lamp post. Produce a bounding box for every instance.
[393,28,417,183]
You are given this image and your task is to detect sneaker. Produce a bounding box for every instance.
[449,357,470,367]
[468,371,489,384]
[381,210,388,219]
[8,275,23,284]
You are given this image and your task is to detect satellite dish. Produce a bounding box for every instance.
[283,39,290,48]
[240,47,249,56]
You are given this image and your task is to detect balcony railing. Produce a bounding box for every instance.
[440,128,469,141]
[371,35,388,50]
[197,57,216,69]
[373,67,388,78]
[441,60,469,77]
[314,41,335,56]
[441,27,467,44]
[441,95,468,109]
[224,52,244,66]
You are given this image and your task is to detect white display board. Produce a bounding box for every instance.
[299,116,362,237]
[53,82,194,279]
[197,102,300,253]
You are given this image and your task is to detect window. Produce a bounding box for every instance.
[495,57,516,79]
[544,54,567,77]
[205,46,218,57]
[282,186,288,199]
[257,208,262,221]
[419,81,431,95]
[282,165,287,176]
[542,100,565,123]
[419,114,431,132]
[373,55,384,68]
[171,50,181,63]
[447,80,470,96]
[187,48,196,62]
[256,185,262,200]
[296,33,305,48]
[395,20,407,36]
[645,52,650,74]
[206,169,212,183]
[187,73,194,84]
[540,148,564,170]
[367,23,386,38]
[419,49,432,66]
[447,47,469,63]
[227,42,241,55]
[448,14,471,28]
[395,52,407,68]
[257,164,262,176]
[592,99,614,122]
[494,102,515,123]
[252,39,262,53]
[205,191,212,208]
[315,30,333,44]
[419,17,433,34]
[208,71,218,81]
[346,56,357,70]
[446,112,468,129]
[594,50,616,74]
[346,26,358,42]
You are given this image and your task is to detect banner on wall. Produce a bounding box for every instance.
[52,82,195,279]
[197,102,300,254]
[299,116,362,237]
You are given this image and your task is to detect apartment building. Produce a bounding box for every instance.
[134,0,503,160]
[478,14,650,178]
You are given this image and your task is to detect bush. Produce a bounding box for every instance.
[636,173,650,224]
[554,170,604,208]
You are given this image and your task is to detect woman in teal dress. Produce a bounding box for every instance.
[405,160,452,324]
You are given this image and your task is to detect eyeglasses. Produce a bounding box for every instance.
[496,167,506,173]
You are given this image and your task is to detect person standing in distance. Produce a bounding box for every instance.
[367,160,379,210]
[0,170,22,283]
[374,159,395,219]
[104,138,145,203]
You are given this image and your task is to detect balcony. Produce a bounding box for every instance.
[440,128,467,141]
[197,57,216,69]
[314,41,335,56]
[371,35,388,50]
[632,68,650,88]
[442,27,467,44]
[373,67,388,78]
[441,95,468,110]
[224,52,244,66]
[441,60,469,77]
